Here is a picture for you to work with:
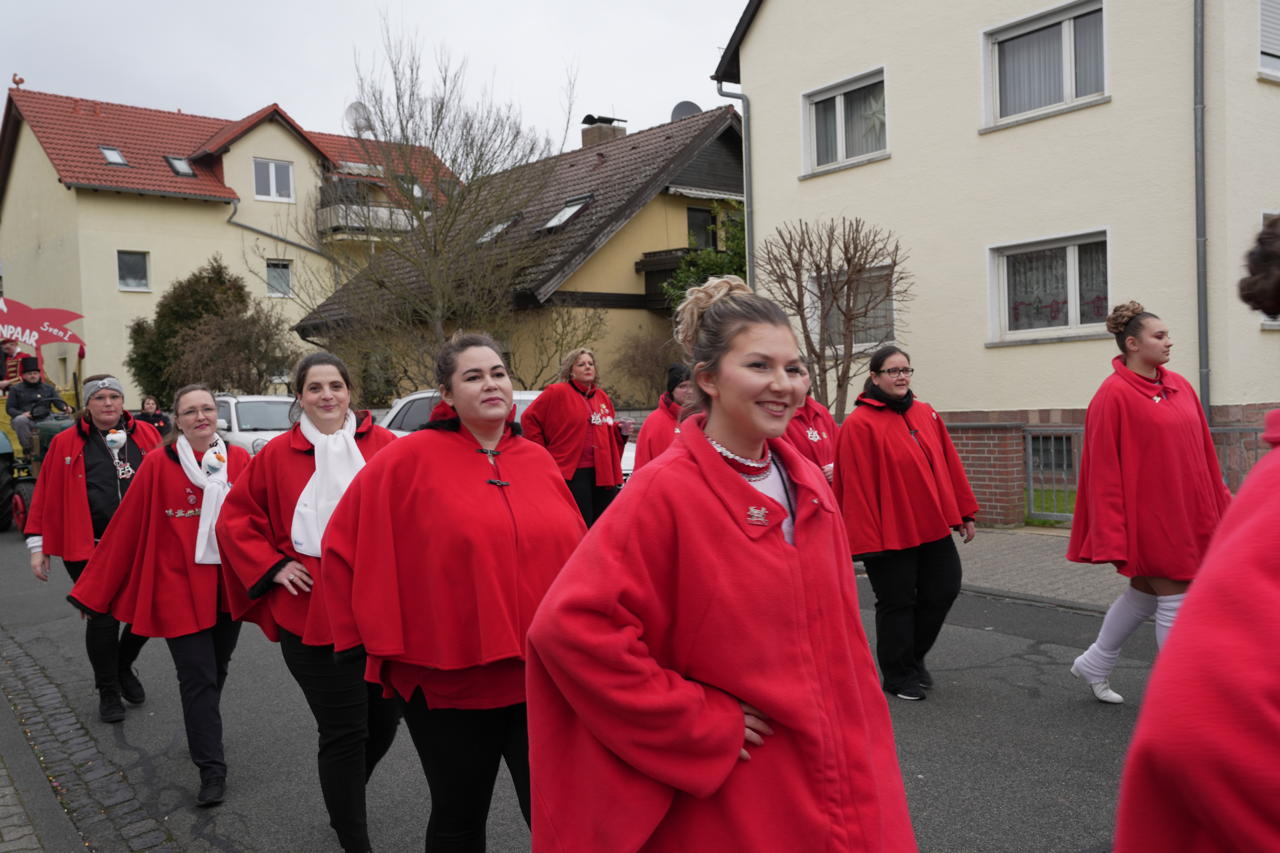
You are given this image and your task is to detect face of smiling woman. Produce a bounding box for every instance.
[698,322,808,460]
[176,389,219,453]
[442,347,513,440]
[297,364,351,434]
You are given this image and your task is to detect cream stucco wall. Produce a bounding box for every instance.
[739,0,1280,415]
[2,119,340,402]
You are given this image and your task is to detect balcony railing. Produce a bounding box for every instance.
[316,203,416,234]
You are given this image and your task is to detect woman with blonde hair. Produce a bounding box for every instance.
[526,276,915,851]
[1066,301,1230,704]
[522,346,633,525]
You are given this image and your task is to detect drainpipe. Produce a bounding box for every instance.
[225,201,331,259]
[716,81,755,290]
[1194,0,1210,416]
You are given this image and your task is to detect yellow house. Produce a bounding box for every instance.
[297,106,744,408]
[0,87,444,402]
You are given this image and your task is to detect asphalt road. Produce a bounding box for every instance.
[0,531,1152,852]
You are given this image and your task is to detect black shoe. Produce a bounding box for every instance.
[98,689,126,723]
[196,776,226,807]
[891,684,926,701]
[916,664,934,690]
[118,668,146,705]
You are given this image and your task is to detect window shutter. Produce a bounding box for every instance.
[1263,0,1280,58]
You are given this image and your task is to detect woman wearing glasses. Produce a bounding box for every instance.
[833,346,978,701]
[69,384,253,807]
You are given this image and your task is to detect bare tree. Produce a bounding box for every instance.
[506,303,606,391]
[609,327,683,406]
[758,217,913,416]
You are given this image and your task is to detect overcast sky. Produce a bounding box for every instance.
[4,0,746,146]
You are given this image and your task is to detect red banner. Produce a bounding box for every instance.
[0,298,86,358]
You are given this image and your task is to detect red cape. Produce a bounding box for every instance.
[1114,419,1280,850]
[833,395,978,555]
[68,444,255,638]
[633,394,683,472]
[1067,357,1230,579]
[321,424,586,679]
[522,381,625,486]
[526,415,915,852]
[25,414,162,560]
[783,395,838,469]
[216,412,396,644]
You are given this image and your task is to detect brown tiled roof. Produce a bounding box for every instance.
[0,88,449,207]
[296,105,741,335]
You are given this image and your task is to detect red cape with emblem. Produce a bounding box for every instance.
[522,380,626,486]
[1114,415,1280,851]
[634,393,683,472]
[25,414,162,560]
[833,394,978,555]
[67,444,254,638]
[783,395,838,470]
[526,415,916,853]
[1067,357,1230,579]
[216,412,396,645]
[321,423,586,691]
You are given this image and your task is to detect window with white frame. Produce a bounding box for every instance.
[100,146,127,166]
[988,2,1104,121]
[996,234,1107,336]
[117,251,149,291]
[1263,1,1280,72]
[815,267,895,348]
[806,70,886,171]
[253,158,294,201]
[266,260,291,297]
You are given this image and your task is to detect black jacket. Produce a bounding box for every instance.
[6,380,68,418]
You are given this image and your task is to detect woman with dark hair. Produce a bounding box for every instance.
[527,277,915,852]
[1066,301,1230,704]
[1113,220,1280,849]
[783,388,839,482]
[27,375,162,723]
[322,333,586,851]
[133,395,171,435]
[833,346,978,702]
[521,347,633,525]
[68,383,252,807]
[217,352,400,853]
[633,363,694,471]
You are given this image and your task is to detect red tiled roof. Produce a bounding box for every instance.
[0,88,449,206]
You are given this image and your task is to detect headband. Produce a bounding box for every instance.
[83,377,124,403]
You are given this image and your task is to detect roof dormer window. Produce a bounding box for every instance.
[478,217,518,244]
[543,195,592,231]
[100,146,127,166]
[165,156,195,177]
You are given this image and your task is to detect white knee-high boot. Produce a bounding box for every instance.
[1071,587,1157,702]
[1154,593,1186,648]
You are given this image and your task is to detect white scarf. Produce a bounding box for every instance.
[176,434,231,564]
[291,411,365,557]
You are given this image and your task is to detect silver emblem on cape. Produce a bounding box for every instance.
[746,506,769,526]
[806,428,821,442]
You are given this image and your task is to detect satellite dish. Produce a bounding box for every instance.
[344,101,374,135]
[671,101,702,121]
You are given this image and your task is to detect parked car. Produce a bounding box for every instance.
[378,388,637,478]
[215,394,294,455]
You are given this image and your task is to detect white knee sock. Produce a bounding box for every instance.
[1154,593,1186,648]
[1073,587,1158,682]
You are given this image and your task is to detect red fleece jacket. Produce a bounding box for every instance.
[68,444,254,638]
[1114,415,1280,851]
[526,415,916,853]
[1067,357,1230,579]
[216,412,396,645]
[783,395,838,470]
[833,395,978,555]
[522,381,625,485]
[634,393,683,472]
[25,414,161,560]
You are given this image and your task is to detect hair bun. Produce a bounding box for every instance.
[673,275,750,357]
[1240,219,1280,318]
[1105,301,1145,336]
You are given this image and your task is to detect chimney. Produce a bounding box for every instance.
[581,114,626,148]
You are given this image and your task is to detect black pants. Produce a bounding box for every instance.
[863,535,963,691]
[165,612,241,781]
[400,694,530,853]
[566,467,617,527]
[64,560,148,692]
[279,629,403,853]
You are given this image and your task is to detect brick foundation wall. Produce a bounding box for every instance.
[946,423,1025,527]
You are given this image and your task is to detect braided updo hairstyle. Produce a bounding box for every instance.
[673,275,792,416]
[1105,301,1159,354]
[1240,217,1280,318]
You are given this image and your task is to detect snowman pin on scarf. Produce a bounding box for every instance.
[103,429,134,479]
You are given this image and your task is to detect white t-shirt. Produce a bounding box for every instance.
[746,458,795,544]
